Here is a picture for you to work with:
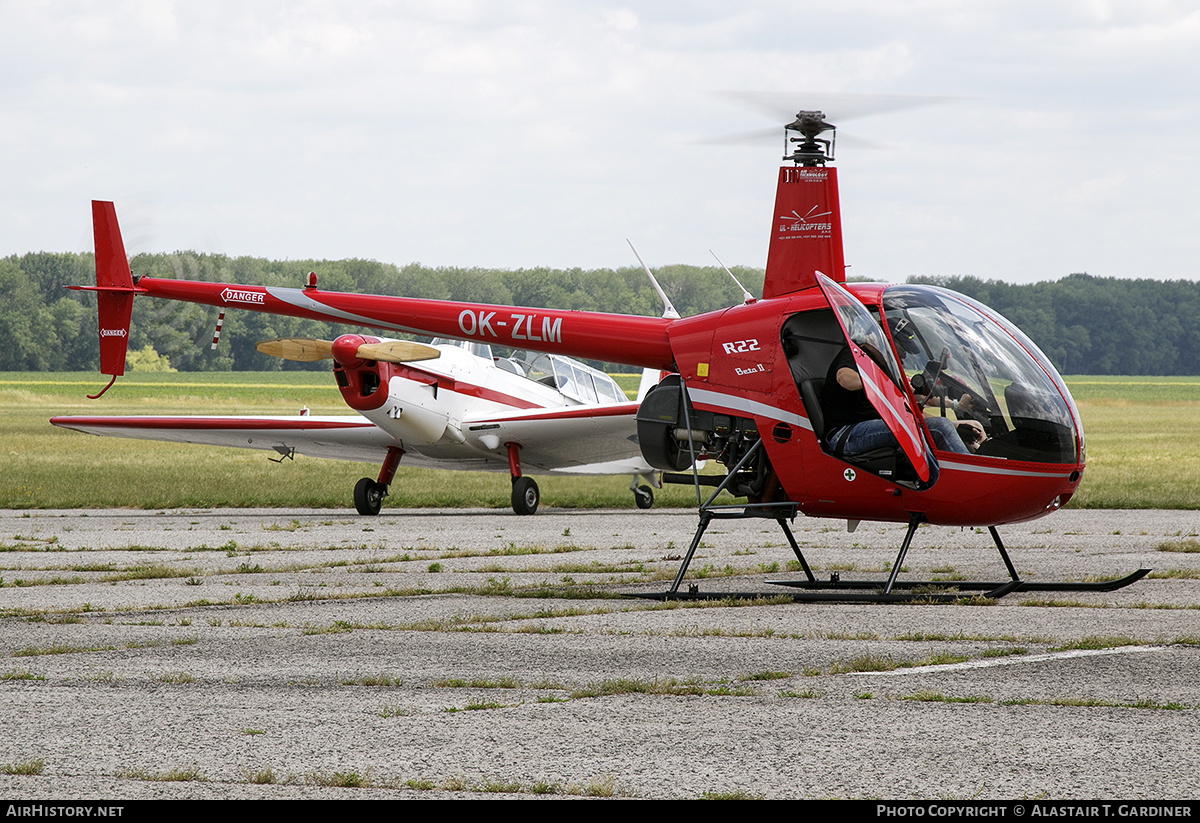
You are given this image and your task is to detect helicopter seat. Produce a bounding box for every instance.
[996,382,1075,461]
[799,378,903,477]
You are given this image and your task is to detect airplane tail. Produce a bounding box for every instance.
[70,202,143,396]
[635,368,667,402]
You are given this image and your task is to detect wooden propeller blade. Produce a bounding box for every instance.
[255,338,334,362]
[356,341,441,363]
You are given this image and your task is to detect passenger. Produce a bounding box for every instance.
[820,345,972,456]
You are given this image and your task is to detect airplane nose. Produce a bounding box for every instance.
[331,334,368,368]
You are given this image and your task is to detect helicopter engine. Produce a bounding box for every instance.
[636,375,771,499]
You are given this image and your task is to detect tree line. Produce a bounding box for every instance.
[0,251,764,373]
[2,250,1197,374]
[909,273,1200,376]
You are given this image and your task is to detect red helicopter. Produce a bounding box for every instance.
[69,109,1147,601]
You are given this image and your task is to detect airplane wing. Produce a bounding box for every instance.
[51,407,653,475]
[49,415,396,464]
[460,402,652,475]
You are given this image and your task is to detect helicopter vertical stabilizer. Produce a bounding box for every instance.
[89,201,136,378]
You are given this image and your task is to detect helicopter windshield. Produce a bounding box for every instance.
[881,285,1083,464]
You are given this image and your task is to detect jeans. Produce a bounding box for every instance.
[838,417,969,456]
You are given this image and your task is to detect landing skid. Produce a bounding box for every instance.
[767,567,1151,594]
[632,487,1150,603]
[628,579,1026,604]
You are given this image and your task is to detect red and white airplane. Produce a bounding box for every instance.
[55,108,1148,599]
[53,274,664,515]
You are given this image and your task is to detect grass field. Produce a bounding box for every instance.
[3,372,1197,510]
[1056,376,1200,509]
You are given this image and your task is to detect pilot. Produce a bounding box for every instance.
[888,315,977,417]
[821,344,973,456]
[955,419,988,453]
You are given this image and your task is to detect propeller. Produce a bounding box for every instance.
[256,336,441,365]
[256,337,333,362]
[355,340,442,363]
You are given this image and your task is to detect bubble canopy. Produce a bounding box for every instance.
[880,284,1083,464]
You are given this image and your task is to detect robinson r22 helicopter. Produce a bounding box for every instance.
[66,108,1147,601]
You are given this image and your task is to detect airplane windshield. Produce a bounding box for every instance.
[430,338,494,361]
[518,353,626,405]
[881,285,1082,464]
[430,338,624,405]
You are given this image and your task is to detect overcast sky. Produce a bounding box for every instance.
[3,1,1198,287]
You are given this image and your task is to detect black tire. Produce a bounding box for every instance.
[634,485,654,509]
[511,476,539,515]
[354,477,385,516]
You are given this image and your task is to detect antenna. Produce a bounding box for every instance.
[709,250,756,304]
[627,240,680,319]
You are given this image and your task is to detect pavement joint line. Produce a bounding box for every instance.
[858,645,1168,676]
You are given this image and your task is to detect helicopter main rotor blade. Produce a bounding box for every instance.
[355,341,441,363]
[703,92,960,148]
[255,337,335,362]
[699,127,890,151]
[714,91,958,123]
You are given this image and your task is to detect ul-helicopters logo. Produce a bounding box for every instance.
[778,204,833,237]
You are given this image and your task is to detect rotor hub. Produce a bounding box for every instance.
[784,110,836,166]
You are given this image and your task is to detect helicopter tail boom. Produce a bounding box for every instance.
[73,202,679,383]
[134,275,678,371]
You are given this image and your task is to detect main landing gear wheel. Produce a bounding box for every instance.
[634,485,654,509]
[354,477,386,516]
[511,476,539,515]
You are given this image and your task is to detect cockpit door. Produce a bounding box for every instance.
[816,273,935,484]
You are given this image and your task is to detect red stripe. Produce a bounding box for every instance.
[473,403,638,424]
[388,364,542,410]
[448,381,541,410]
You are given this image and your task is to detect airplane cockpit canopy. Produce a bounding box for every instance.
[430,338,626,405]
[520,352,627,405]
[431,338,494,362]
[881,285,1083,465]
